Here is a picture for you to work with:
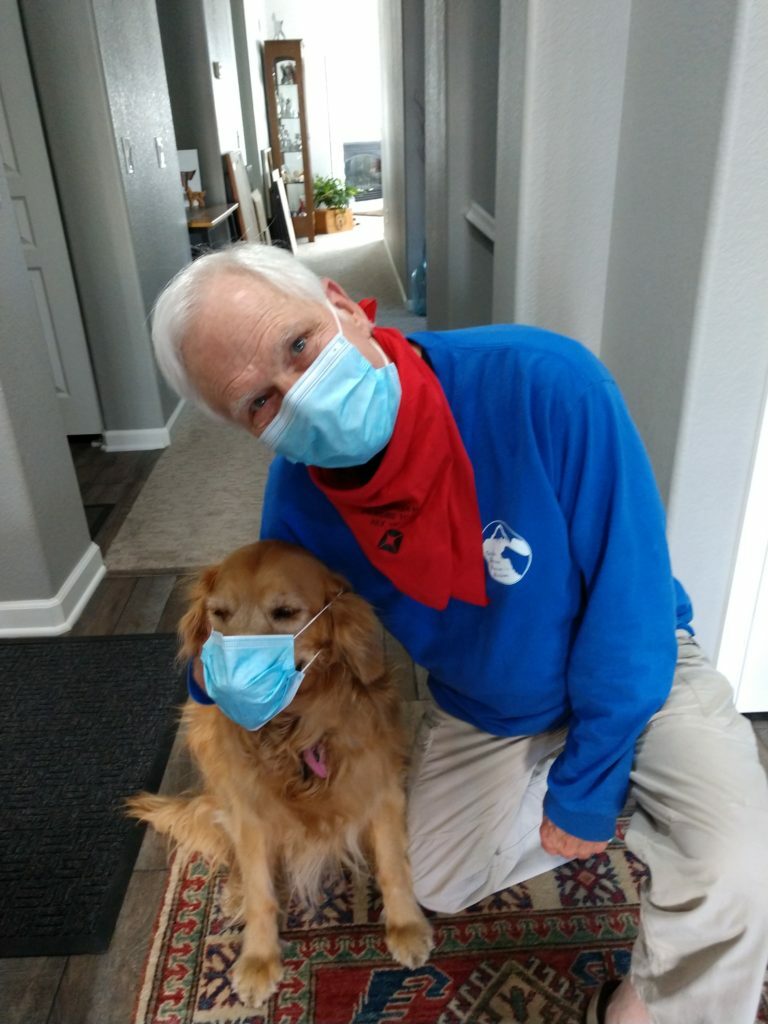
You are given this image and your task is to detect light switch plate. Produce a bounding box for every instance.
[154,136,166,168]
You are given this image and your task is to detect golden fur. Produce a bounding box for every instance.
[127,540,432,1008]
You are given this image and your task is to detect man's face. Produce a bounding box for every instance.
[182,273,383,435]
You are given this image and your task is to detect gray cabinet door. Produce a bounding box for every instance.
[0,0,103,435]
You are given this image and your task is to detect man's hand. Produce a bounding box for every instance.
[539,816,610,859]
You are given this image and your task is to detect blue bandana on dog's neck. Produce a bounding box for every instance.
[186,660,215,705]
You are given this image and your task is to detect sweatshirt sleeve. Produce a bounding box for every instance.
[259,457,303,543]
[542,379,678,841]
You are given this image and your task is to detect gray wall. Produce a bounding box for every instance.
[157,0,246,207]
[21,0,189,431]
[93,0,191,420]
[490,0,528,326]
[231,0,271,193]
[402,0,426,287]
[600,0,740,503]
[379,0,407,289]
[157,0,225,204]
[487,0,766,657]
[505,0,631,349]
[425,0,499,329]
[0,160,92,602]
[205,0,246,156]
[663,0,768,655]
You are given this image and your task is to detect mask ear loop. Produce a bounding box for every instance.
[294,589,345,638]
[293,590,345,674]
[328,303,389,366]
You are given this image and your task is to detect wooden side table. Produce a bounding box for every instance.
[186,202,239,254]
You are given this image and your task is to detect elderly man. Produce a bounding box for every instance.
[152,243,768,1024]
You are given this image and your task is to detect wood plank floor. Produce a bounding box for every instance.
[5,441,768,1024]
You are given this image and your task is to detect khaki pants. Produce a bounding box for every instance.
[407,632,768,1024]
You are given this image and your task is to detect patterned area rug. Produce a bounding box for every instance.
[136,820,768,1024]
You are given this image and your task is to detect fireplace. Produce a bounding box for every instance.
[343,141,382,201]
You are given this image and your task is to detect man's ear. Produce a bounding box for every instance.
[322,277,371,332]
[177,564,219,661]
[327,585,385,685]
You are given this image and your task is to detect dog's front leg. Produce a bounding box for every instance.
[368,788,433,968]
[228,812,283,1010]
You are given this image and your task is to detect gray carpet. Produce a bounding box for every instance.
[106,221,424,573]
[106,406,271,573]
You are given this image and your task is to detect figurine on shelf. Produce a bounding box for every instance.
[297,197,306,216]
[185,185,207,208]
[279,62,296,85]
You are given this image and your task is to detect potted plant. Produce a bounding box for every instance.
[313,176,357,234]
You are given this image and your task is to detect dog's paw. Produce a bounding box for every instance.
[232,952,283,1009]
[385,915,434,969]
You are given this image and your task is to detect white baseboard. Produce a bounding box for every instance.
[102,427,171,452]
[165,398,185,438]
[0,542,106,637]
[102,399,185,452]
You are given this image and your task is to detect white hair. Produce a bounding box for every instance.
[151,243,328,414]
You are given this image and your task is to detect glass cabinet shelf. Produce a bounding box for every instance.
[266,40,315,241]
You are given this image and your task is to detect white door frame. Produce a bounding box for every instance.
[718,389,768,712]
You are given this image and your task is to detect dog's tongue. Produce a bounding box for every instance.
[302,743,328,779]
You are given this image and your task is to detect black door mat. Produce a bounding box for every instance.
[0,634,185,956]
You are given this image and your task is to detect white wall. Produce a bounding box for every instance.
[262,0,382,180]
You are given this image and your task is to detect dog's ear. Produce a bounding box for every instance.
[328,587,385,685]
[177,564,219,661]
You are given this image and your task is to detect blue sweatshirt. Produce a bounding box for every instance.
[260,324,692,841]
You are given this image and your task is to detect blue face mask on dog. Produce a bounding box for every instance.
[258,312,401,468]
[199,594,339,731]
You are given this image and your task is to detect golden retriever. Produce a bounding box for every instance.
[127,540,432,1009]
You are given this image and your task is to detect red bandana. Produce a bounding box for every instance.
[308,299,488,610]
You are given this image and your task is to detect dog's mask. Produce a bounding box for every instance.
[179,541,385,687]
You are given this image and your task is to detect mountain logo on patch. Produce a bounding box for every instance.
[482,520,532,584]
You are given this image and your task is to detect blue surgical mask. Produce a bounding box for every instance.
[199,594,339,730]
[259,312,401,468]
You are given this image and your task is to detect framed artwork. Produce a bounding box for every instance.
[177,149,201,203]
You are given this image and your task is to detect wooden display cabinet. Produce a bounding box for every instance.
[264,39,315,242]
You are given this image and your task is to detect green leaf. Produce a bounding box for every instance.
[312,175,357,209]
